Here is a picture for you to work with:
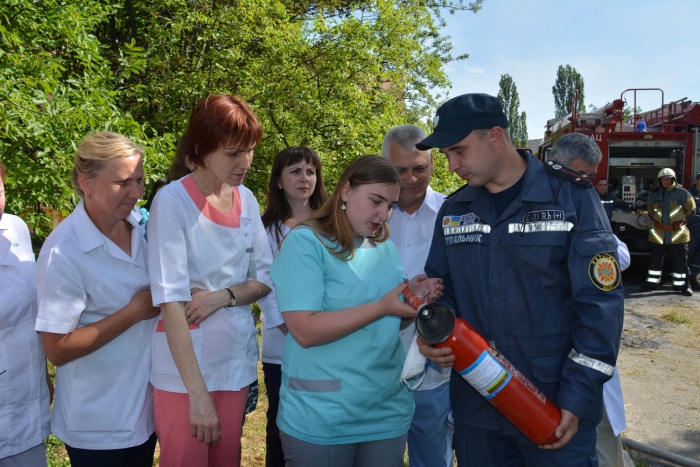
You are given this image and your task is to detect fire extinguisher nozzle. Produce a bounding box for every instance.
[415,303,455,343]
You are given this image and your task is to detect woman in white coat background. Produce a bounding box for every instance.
[35,132,160,467]
[0,161,51,467]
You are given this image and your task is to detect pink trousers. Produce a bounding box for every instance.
[153,387,249,467]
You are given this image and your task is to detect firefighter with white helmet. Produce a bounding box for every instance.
[640,168,696,296]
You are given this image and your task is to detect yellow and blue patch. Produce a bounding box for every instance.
[442,215,462,227]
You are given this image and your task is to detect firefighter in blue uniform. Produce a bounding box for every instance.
[594,178,636,222]
[416,93,624,467]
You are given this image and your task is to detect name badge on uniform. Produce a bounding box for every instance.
[508,209,573,234]
[442,213,489,245]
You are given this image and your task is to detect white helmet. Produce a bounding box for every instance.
[657,168,676,181]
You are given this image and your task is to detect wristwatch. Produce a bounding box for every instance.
[225,287,237,307]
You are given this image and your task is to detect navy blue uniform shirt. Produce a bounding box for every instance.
[425,151,624,435]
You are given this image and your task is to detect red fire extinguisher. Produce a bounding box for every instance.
[414,302,561,445]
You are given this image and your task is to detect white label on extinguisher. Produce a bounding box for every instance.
[458,350,512,399]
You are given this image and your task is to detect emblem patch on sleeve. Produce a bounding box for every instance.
[588,254,620,291]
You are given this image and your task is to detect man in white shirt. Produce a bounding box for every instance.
[382,124,452,467]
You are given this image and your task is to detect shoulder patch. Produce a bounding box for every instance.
[588,253,620,291]
[544,160,593,187]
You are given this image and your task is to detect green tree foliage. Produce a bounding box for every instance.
[1,0,481,236]
[0,1,174,236]
[622,105,643,121]
[552,64,585,118]
[515,111,528,148]
[497,74,527,147]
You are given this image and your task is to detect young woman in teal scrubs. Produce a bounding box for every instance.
[271,155,442,467]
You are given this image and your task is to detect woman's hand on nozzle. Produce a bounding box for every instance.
[378,280,418,319]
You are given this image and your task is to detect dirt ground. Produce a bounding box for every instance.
[616,264,700,465]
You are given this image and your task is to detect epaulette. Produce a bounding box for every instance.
[543,160,593,187]
[446,182,470,199]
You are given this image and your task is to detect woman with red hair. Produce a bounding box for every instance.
[147,95,273,467]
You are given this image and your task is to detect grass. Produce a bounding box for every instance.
[240,364,269,466]
[627,450,652,467]
[660,309,692,325]
[45,434,70,467]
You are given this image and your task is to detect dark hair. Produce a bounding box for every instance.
[187,95,262,167]
[144,178,168,211]
[261,146,328,245]
[0,160,5,182]
[302,155,400,260]
[167,133,193,182]
[595,177,608,183]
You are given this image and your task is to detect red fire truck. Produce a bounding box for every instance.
[538,88,700,255]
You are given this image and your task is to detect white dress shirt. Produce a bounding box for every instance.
[35,203,156,450]
[387,186,450,391]
[0,214,50,458]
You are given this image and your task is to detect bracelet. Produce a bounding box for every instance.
[402,285,425,310]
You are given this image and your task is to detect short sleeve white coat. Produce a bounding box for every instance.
[147,177,272,392]
[35,203,156,450]
[0,214,50,459]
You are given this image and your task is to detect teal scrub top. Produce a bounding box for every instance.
[271,227,414,445]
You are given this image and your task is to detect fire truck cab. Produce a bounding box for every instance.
[538,88,700,255]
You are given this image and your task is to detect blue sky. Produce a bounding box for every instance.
[440,0,700,139]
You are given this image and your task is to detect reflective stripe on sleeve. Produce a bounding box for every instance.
[650,229,664,243]
[507,221,574,234]
[568,349,614,376]
[669,205,683,218]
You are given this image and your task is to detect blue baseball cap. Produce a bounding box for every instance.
[416,93,509,150]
